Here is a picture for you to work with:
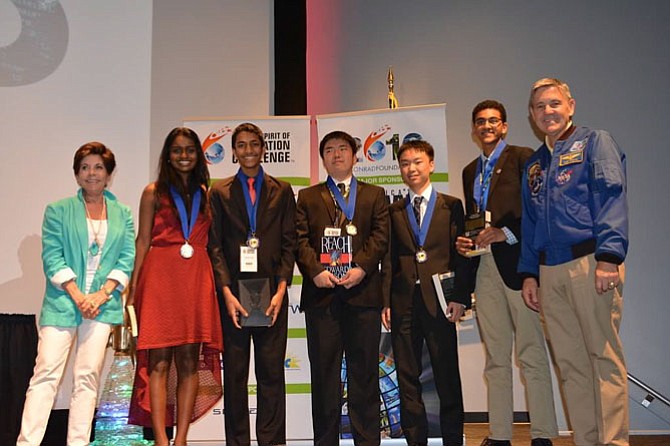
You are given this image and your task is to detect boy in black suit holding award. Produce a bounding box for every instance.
[382,139,469,446]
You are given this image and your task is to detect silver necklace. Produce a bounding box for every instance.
[84,198,106,256]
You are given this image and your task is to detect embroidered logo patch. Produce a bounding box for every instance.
[527,161,543,196]
[556,168,573,185]
[569,138,588,152]
[559,149,584,166]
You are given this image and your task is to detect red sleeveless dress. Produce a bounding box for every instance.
[128,194,223,427]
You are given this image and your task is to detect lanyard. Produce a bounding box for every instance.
[326,176,357,223]
[237,167,264,236]
[170,186,201,242]
[473,140,506,211]
[405,188,437,248]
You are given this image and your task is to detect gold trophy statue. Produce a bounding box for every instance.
[388,66,398,109]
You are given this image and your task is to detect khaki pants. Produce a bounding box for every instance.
[475,253,558,441]
[540,255,628,446]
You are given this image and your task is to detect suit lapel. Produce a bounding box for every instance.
[257,175,274,223]
[319,183,337,225]
[231,178,250,226]
[488,146,509,199]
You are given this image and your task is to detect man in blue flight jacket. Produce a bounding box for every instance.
[519,78,629,446]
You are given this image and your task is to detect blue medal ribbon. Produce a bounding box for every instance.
[405,188,437,248]
[170,186,201,242]
[326,176,357,224]
[473,140,506,212]
[237,166,264,238]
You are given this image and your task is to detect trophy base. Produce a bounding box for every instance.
[464,247,490,258]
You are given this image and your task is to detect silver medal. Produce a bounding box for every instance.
[180,242,194,259]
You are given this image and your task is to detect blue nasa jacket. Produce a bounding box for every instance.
[518,126,628,278]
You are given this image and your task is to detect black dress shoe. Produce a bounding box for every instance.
[480,437,512,446]
[530,439,553,446]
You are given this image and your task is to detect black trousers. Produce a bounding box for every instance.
[222,299,288,446]
[391,286,464,446]
[305,299,381,446]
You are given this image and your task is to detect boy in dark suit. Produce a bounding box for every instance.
[208,122,297,446]
[296,130,389,446]
[382,139,469,446]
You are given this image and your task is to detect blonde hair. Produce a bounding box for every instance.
[529,77,572,107]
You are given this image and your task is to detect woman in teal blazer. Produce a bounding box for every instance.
[17,142,135,446]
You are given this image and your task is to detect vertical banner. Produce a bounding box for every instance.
[316,104,450,198]
[183,116,313,442]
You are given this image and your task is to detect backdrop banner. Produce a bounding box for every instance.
[316,104,450,199]
[184,116,311,188]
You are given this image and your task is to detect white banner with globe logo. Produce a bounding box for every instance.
[316,104,450,199]
[184,115,311,188]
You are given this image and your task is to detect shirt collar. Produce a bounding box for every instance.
[409,183,433,202]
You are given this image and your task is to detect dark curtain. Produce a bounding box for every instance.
[0,314,38,445]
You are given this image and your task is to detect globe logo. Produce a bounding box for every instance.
[402,132,423,144]
[205,142,225,164]
[366,140,386,162]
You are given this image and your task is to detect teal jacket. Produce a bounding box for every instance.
[39,189,135,327]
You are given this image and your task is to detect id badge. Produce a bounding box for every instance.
[240,245,258,272]
[324,227,342,236]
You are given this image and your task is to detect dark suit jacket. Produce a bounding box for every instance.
[462,144,534,290]
[208,173,296,296]
[296,180,389,310]
[383,191,470,318]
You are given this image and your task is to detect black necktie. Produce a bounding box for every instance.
[413,196,423,226]
[335,183,347,225]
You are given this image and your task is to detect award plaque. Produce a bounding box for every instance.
[319,235,352,280]
[431,271,456,316]
[239,278,272,327]
[463,211,491,257]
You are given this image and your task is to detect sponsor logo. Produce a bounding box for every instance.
[202,127,232,164]
[556,168,573,185]
[363,125,391,162]
[284,352,301,370]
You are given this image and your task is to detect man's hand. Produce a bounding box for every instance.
[595,261,620,294]
[339,267,366,289]
[381,307,391,331]
[474,226,506,248]
[266,281,287,326]
[446,301,465,323]
[522,277,541,312]
[313,270,339,288]
[455,236,473,256]
[223,286,247,329]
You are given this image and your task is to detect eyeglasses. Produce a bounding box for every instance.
[474,117,503,127]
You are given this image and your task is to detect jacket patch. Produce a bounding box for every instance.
[556,168,573,185]
[527,161,543,196]
[559,149,584,166]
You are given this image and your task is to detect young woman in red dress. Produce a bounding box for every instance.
[128,127,223,446]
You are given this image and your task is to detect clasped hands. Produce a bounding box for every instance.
[313,266,366,289]
[75,289,110,319]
